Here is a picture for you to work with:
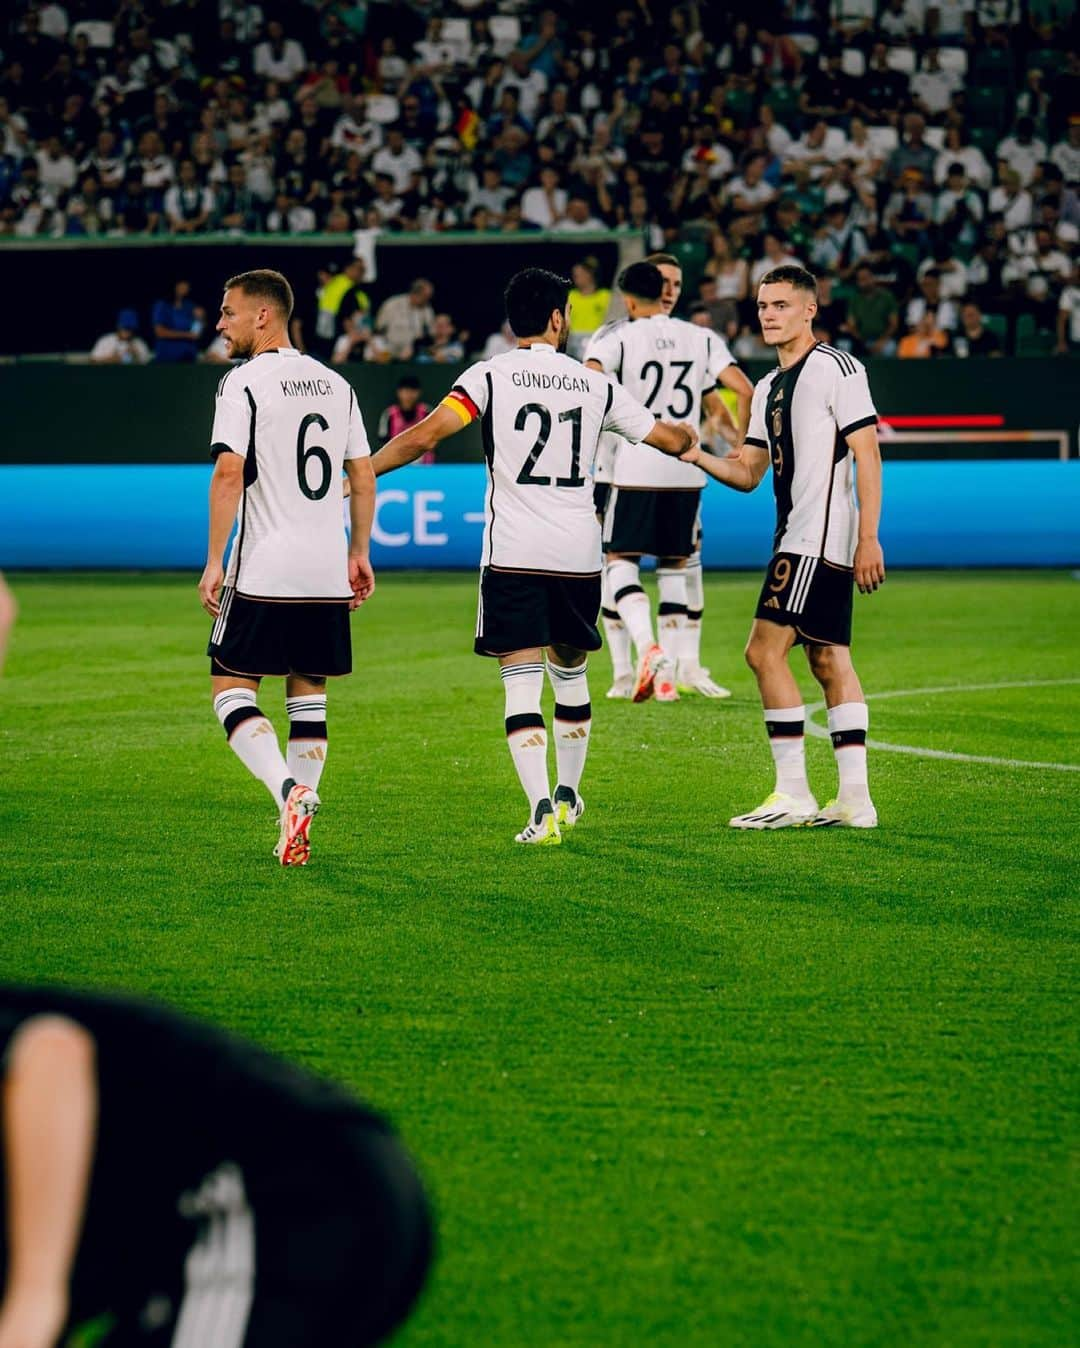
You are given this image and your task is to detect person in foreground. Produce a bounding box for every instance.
[0,985,432,1348]
[197,268,376,866]
[681,265,885,829]
[369,267,697,845]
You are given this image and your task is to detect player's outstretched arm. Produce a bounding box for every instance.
[847,424,885,593]
[345,457,376,609]
[198,452,245,617]
[369,404,466,477]
[0,1017,98,1348]
[680,441,769,492]
[643,421,698,457]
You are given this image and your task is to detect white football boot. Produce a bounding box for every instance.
[729,790,819,830]
[676,662,732,698]
[806,798,878,829]
[515,800,562,846]
[606,674,635,700]
[553,786,585,830]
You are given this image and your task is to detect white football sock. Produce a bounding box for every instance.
[600,566,633,680]
[286,693,328,791]
[763,705,809,797]
[547,659,591,799]
[606,559,654,657]
[679,553,705,668]
[501,662,552,818]
[828,701,870,803]
[656,566,688,662]
[214,688,293,805]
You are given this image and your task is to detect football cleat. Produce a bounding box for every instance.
[606,674,635,700]
[553,785,584,829]
[275,783,320,865]
[676,663,732,699]
[729,790,818,830]
[515,799,562,846]
[632,644,677,703]
[806,798,878,829]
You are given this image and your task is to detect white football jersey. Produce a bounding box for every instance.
[584,315,736,489]
[744,343,877,566]
[211,348,371,599]
[444,343,656,574]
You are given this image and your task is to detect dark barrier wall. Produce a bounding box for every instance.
[0,359,1076,465]
[0,236,621,359]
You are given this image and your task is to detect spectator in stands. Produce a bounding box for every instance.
[906,269,959,333]
[215,161,261,234]
[990,167,1034,234]
[935,161,985,249]
[377,375,432,454]
[372,124,424,195]
[811,271,850,346]
[151,280,203,364]
[725,151,777,225]
[953,300,1004,356]
[253,19,306,85]
[566,258,611,357]
[90,309,150,365]
[996,117,1048,189]
[911,48,963,122]
[1056,269,1080,353]
[374,278,435,361]
[36,132,75,195]
[465,160,513,223]
[266,190,317,234]
[482,320,516,358]
[812,200,870,275]
[799,48,856,121]
[855,42,910,124]
[521,164,567,228]
[1050,116,1080,186]
[898,310,951,358]
[886,114,938,187]
[750,231,802,290]
[885,168,935,251]
[844,263,900,356]
[554,194,605,232]
[927,0,975,46]
[703,231,750,306]
[416,312,465,364]
[696,275,737,337]
[499,46,548,124]
[934,125,993,191]
[879,0,924,44]
[163,159,214,234]
[113,171,158,235]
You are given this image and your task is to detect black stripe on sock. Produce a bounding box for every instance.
[601,607,620,620]
[687,608,704,621]
[765,720,804,739]
[614,584,645,603]
[505,713,545,735]
[658,602,689,616]
[831,728,867,748]
[554,702,591,723]
[223,705,263,738]
[289,720,328,741]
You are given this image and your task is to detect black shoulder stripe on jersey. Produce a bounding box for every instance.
[230,388,258,587]
[838,415,878,438]
[216,368,235,398]
[602,380,614,421]
[615,341,624,382]
[744,436,768,449]
[481,371,495,563]
[815,345,851,376]
[818,344,857,375]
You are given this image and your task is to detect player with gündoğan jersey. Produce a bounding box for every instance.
[369,267,698,846]
[681,265,886,830]
[197,268,377,867]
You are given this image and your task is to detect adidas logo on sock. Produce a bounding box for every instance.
[520,733,545,749]
[560,727,588,740]
[301,747,326,761]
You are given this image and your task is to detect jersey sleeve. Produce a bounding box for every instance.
[440,360,489,425]
[830,360,878,439]
[209,373,250,459]
[582,323,622,372]
[706,333,737,383]
[344,386,371,460]
[601,377,656,444]
[744,380,769,449]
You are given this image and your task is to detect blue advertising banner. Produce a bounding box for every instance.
[1,463,1077,570]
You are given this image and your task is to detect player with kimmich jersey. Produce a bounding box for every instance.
[681,264,886,829]
[197,268,377,866]
[584,262,740,703]
[369,267,697,845]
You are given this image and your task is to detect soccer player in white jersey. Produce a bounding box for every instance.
[682,265,885,828]
[197,269,376,865]
[648,251,754,697]
[585,262,735,702]
[369,268,696,845]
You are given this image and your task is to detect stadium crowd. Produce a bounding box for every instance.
[2,1,1079,356]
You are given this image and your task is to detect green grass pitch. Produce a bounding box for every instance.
[3,570,1078,1347]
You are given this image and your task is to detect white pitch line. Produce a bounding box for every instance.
[805,678,1080,773]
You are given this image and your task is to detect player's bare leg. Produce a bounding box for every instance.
[0,573,17,676]
[499,648,559,845]
[599,563,634,699]
[211,674,317,864]
[547,643,589,829]
[803,643,876,828]
[731,619,817,828]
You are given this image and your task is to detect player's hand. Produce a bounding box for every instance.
[0,1285,69,1348]
[348,554,375,610]
[854,538,885,594]
[198,561,224,616]
[679,443,701,464]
